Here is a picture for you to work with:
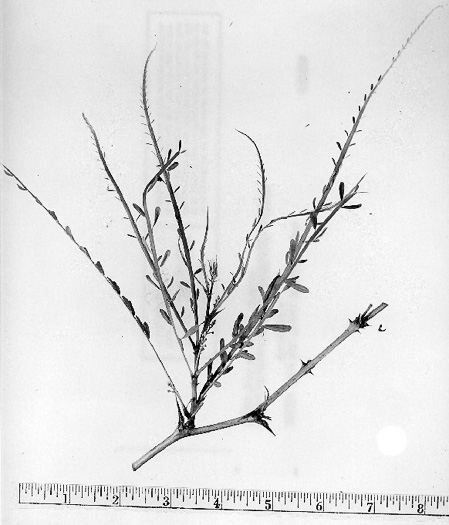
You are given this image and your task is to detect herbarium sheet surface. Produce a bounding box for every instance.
[2,1,448,524]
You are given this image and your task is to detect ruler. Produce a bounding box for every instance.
[18,483,449,516]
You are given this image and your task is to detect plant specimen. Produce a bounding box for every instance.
[3,6,442,472]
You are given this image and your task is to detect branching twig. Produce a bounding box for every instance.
[3,165,188,412]
[4,5,441,471]
[132,303,387,470]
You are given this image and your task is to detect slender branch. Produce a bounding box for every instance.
[258,303,388,411]
[142,49,200,345]
[196,177,363,380]
[142,164,193,375]
[82,114,156,271]
[213,131,267,311]
[3,165,188,411]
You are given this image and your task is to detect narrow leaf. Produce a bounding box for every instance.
[264,275,280,301]
[122,296,135,316]
[95,261,104,275]
[264,324,292,332]
[160,249,171,267]
[133,203,144,216]
[232,313,244,337]
[159,309,172,325]
[286,281,309,293]
[239,351,255,360]
[80,246,91,259]
[180,280,190,288]
[145,274,159,289]
[220,350,228,365]
[343,203,362,209]
[65,226,74,239]
[339,181,345,200]
[183,323,201,339]
[154,206,161,225]
[107,278,121,294]
[289,238,296,263]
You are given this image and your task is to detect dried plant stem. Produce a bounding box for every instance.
[142,48,200,340]
[132,303,387,470]
[5,5,439,472]
[259,303,388,410]
[2,165,188,412]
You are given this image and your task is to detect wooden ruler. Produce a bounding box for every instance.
[18,483,449,516]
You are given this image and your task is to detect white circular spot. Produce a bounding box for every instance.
[376,425,407,456]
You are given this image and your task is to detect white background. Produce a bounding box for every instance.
[2,0,449,524]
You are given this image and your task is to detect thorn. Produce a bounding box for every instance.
[175,400,185,430]
[264,386,270,402]
[259,418,276,436]
[301,359,314,375]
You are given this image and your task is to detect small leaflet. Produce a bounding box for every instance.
[65,226,74,240]
[122,296,135,317]
[133,203,145,216]
[183,323,200,339]
[343,203,362,209]
[264,324,292,332]
[160,250,171,267]
[154,206,161,225]
[286,281,309,293]
[80,246,91,259]
[232,313,244,337]
[160,309,172,325]
[95,261,104,275]
[266,309,279,319]
[107,278,121,295]
[239,351,255,360]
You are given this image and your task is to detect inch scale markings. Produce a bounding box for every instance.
[18,483,449,516]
